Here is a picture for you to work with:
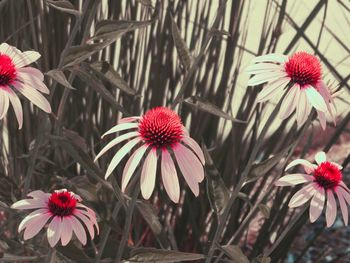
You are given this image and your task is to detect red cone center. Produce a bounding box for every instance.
[48,191,77,217]
[314,162,342,189]
[0,54,16,87]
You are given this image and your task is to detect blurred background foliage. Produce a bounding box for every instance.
[0,0,349,262]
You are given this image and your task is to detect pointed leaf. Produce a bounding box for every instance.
[46,0,81,16]
[46,69,75,90]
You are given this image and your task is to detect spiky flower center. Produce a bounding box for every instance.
[284,52,321,87]
[0,54,16,87]
[138,107,184,149]
[48,191,77,217]
[314,162,342,189]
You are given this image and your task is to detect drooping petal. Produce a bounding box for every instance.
[173,143,203,196]
[102,122,139,138]
[11,199,47,210]
[315,151,326,165]
[140,148,158,199]
[256,77,290,102]
[17,72,50,94]
[296,89,309,127]
[60,217,73,246]
[19,209,49,233]
[70,215,87,245]
[17,67,44,81]
[161,149,180,203]
[285,159,315,174]
[275,173,313,186]
[22,212,52,240]
[27,190,50,200]
[326,190,337,227]
[182,136,205,165]
[309,186,325,223]
[13,51,41,68]
[252,53,288,64]
[94,131,139,161]
[245,63,282,74]
[338,187,350,205]
[336,190,348,226]
[248,71,287,86]
[105,137,141,179]
[7,90,23,129]
[279,84,300,119]
[14,82,51,113]
[317,111,327,130]
[121,144,148,192]
[74,211,95,239]
[289,183,317,208]
[47,217,63,247]
[0,89,9,119]
[76,205,99,234]
[305,86,327,112]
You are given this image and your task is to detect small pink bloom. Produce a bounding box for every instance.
[0,43,51,129]
[246,52,336,129]
[276,151,349,227]
[95,107,205,203]
[11,189,99,247]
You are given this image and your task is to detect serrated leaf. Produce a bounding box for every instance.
[258,204,270,219]
[61,40,114,68]
[46,0,81,16]
[46,69,75,90]
[203,144,229,215]
[184,96,246,123]
[170,16,192,71]
[90,61,136,95]
[91,19,153,41]
[220,245,249,263]
[247,146,291,183]
[127,248,205,263]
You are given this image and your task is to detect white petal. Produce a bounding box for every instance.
[11,199,46,210]
[275,173,313,186]
[0,89,9,119]
[315,151,326,165]
[256,78,290,102]
[18,67,44,81]
[248,71,287,86]
[17,72,49,94]
[22,212,52,240]
[102,122,139,138]
[289,183,317,208]
[245,63,282,74]
[70,215,87,245]
[182,136,205,165]
[161,149,180,203]
[18,209,49,233]
[285,159,315,174]
[74,211,95,240]
[47,217,63,247]
[296,89,309,127]
[14,82,51,113]
[121,144,148,192]
[94,131,139,161]
[309,187,325,223]
[326,190,337,227]
[60,217,73,246]
[336,190,348,226]
[105,137,141,179]
[140,148,158,199]
[13,51,41,68]
[305,86,327,112]
[252,53,288,64]
[279,84,299,119]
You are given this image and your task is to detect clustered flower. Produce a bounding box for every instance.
[2,42,347,251]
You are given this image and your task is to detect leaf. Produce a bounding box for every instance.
[71,63,129,115]
[69,176,99,202]
[203,144,229,215]
[184,96,246,122]
[258,204,270,219]
[90,61,136,95]
[136,201,162,235]
[46,0,81,16]
[46,69,75,90]
[170,16,192,71]
[247,146,292,183]
[91,19,153,41]
[220,245,249,263]
[57,243,93,263]
[61,40,114,68]
[127,248,205,263]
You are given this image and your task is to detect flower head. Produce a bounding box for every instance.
[0,43,51,129]
[95,107,205,203]
[275,152,349,227]
[246,52,334,129]
[11,189,99,247]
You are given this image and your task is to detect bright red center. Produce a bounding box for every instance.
[313,162,342,189]
[48,191,77,217]
[138,107,184,149]
[284,52,321,87]
[0,54,16,87]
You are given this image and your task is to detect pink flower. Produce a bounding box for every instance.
[246,52,335,129]
[95,107,205,203]
[11,189,99,247]
[0,43,51,129]
[275,152,349,227]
